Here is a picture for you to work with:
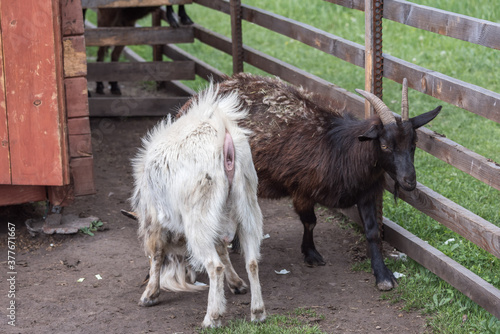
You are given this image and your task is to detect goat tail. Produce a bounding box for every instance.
[158,254,207,292]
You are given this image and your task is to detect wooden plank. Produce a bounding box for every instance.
[417,127,500,192]
[84,26,193,46]
[0,185,46,206]
[70,157,96,196]
[69,134,92,158]
[48,185,75,207]
[61,0,85,36]
[65,77,89,118]
[163,43,226,82]
[89,97,189,117]
[87,61,194,81]
[0,23,11,185]
[325,0,500,50]
[383,55,500,124]
[1,0,67,186]
[82,0,191,8]
[383,217,500,319]
[68,117,91,135]
[385,176,500,259]
[63,35,87,77]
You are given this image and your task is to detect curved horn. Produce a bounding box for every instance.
[355,89,396,125]
[401,78,409,121]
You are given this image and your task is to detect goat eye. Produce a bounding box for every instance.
[381,144,388,150]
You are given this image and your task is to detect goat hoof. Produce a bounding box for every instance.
[304,250,326,267]
[139,296,159,307]
[231,284,248,295]
[180,16,194,26]
[202,316,222,328]
[251,308,266,323]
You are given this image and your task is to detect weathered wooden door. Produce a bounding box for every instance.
[0,0,69,186]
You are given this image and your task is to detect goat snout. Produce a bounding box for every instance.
[400,176,416,191]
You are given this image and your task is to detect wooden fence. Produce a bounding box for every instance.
[176,0,500,318]
[81,0,194,116]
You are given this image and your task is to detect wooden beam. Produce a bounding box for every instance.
[88,97,190,117]
[163,42,226,82]
[86,61,195,81]
[0,185,47,206]
[65,77,90,118]
[63,35,87,77]
[61,0,85,36]
[385,176,500,260]
[70,157,96,196]
[81,0,192,8]
[0,26,10,185]
[84,26,193,46]
[325,0,500,50]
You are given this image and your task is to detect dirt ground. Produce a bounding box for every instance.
[1,113,430,333]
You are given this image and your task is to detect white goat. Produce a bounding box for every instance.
[131,85,266,327]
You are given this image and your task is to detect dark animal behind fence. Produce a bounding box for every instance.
[215,73,441,290]
[93,5,193,95]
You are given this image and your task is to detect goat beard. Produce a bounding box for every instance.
[393,183,400,204]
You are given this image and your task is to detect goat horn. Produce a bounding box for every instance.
[401,78,409,121]
[355,89,396,125]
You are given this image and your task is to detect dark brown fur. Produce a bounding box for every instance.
[208,73,441,290]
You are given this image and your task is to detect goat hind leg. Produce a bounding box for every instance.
[202,257,226,328]
[294,199,326,266]
[217,245,247,295]
[139,247,165,306]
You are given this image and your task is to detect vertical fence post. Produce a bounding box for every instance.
[152,8,165,90]
[364,0,385,241]
[364,0,384,118]
[230,0,244,74]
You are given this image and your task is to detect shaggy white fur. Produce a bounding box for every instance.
[131,84,266,328]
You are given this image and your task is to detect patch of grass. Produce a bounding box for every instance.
[79,220,104,236]
[199,308,326,334]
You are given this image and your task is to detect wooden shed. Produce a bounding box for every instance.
[0,0,94,206]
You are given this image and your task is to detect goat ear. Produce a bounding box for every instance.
[410,106,442,129]
[358,124,379,141]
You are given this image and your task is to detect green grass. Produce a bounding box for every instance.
[86,1,500,332]
[199,308,326,334]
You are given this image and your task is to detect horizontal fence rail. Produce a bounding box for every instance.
[325,0,500,50]
[85,26,193,46]
[81,0,191,9]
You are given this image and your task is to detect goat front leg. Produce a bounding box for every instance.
[357,196,397,291]
[293,198,326,266]
[139,246,165,306]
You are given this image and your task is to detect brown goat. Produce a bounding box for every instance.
[206,73,441,291]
